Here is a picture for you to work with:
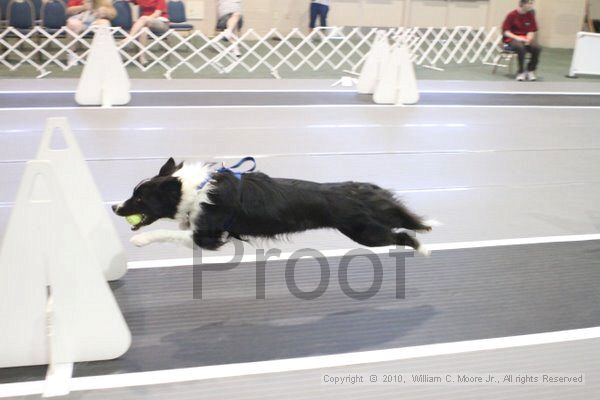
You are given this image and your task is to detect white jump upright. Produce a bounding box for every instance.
[395,44,420,105]
[75,25,131,107]
[357,30,390,94]
[0,159,131,370]
[36,117,127,281]
[568,31,600,78]
[373,45,400,104]
[359,32,419,105]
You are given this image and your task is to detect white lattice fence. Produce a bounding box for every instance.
[0,25,503,78]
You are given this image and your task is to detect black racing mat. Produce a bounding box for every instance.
[2,91,600,108]
[1,240,599,383]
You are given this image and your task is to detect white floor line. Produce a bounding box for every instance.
[2,326,599,398]
[405,105,600,109]
[3,104,600,112]
[127,233,600,270]
[0,89,358,94]
[1,90,599,95]
[419,90,600,95]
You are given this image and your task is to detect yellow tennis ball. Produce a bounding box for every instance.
[126,214,143,226]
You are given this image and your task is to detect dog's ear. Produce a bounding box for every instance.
[158,158,177,176]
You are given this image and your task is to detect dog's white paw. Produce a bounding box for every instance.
[424,219,443,228]
[130,233,152,247]
[416,245,431,257]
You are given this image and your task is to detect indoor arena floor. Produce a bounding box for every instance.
[0,79,599,399]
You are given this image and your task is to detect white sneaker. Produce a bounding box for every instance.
[516,72,526,81]
[67,53,78,68]
[526,71,537,81]
[232,44,241,57]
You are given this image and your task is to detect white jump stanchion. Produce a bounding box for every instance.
[75,25,131,107]
[357,30,390,94]
[37,118,127,281]
[373,46,400,104]
[568,31,600,78]
[0,160,131,370]
[395,44,420,105]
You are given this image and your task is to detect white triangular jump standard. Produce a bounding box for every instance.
[357,30,390,94]
[75,25,131,107]
[0,160,131,369]
[373,45,400,104]
[37,117,127,281]
[395,44,419,105]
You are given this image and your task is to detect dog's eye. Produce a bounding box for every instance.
[134,197,142,203]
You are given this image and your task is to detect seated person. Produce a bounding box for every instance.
[216,0,243,56]
[502,0,542,81]
[126,0,170,65]
[66,0,116,67]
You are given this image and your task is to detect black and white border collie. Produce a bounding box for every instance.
[112,158,435,255]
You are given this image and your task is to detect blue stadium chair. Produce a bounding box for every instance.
[7,0,35,32]
[112,0,132,33]
[5,0,37,62]
[168,0,192,33]
[40,0,66,63]
[41,0,65,33]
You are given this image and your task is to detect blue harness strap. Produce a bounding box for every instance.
[195,157,256,232]
[216,156,257,179]
[197,156,256,190]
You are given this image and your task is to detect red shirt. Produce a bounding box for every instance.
[132,0,168,20]
[502,10,538,43]
[67,0,83,7]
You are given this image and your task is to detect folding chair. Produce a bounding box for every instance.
[41,0,65,34]
[491,42,517,75]
[7,0,33,30]
[40,0,66,63]
[6,0,39,64]
[168,0,192,34]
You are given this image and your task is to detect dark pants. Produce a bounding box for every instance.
[216,13,243,31]
[507,40,542,73]
[309,3,329,29]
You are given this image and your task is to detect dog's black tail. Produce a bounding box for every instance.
[348,182,434,232]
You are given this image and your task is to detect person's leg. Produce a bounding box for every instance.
[128,15,151,39]
[66,17,85,67]
[226,12,241,36]
[526,41,541,72]
[507,40,526,79]
[66,16,84,35]
[225,12,242,56]
[140,19,169,64]
[320,4,329,27]
[309,3,318,32]
[124,16,152,63]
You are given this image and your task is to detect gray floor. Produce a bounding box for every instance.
[2,91,600,108]
[1,103,599,261]
[2,240,599,385]
[0,79,599,399]
[41,338,600,400]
